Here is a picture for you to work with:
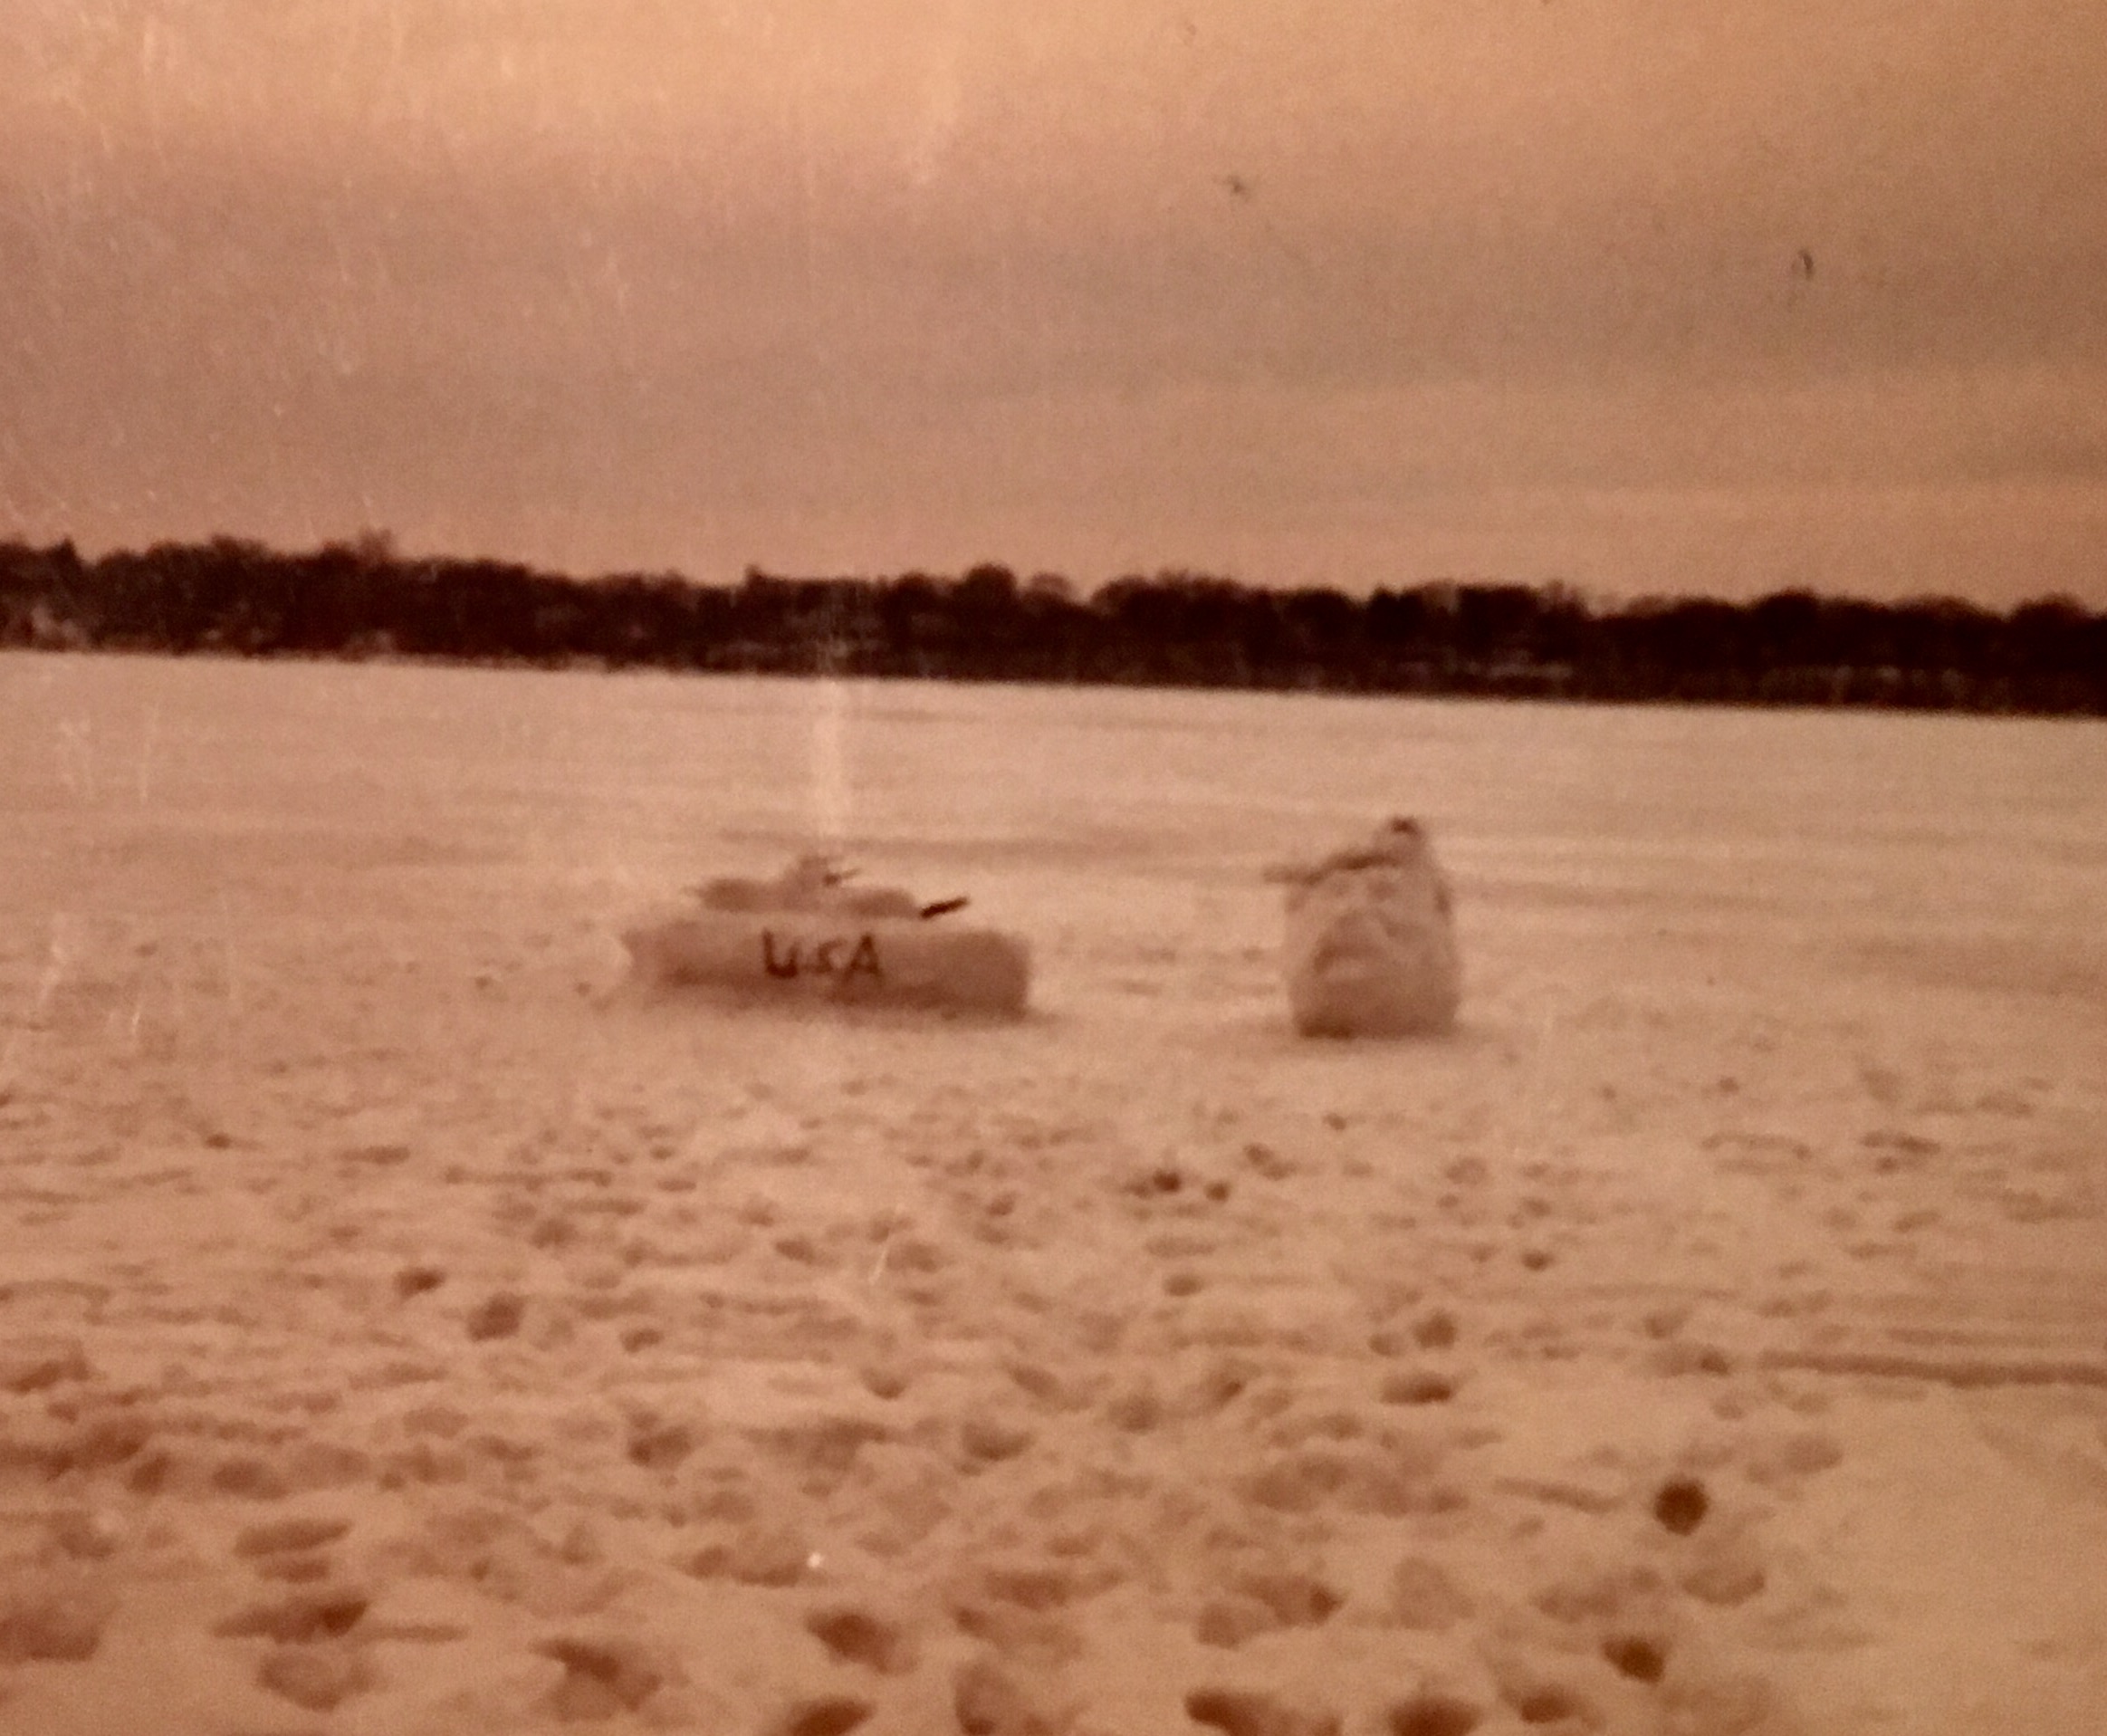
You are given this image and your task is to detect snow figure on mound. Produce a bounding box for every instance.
[1267,817,1461,1038]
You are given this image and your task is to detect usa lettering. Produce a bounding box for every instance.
[761,931,884,983]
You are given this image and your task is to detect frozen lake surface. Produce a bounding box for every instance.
[8,650,2104,1007]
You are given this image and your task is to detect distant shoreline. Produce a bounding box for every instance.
[5,536,2102,717]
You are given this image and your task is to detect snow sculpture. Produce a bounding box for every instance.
[1269,818,1461,1038]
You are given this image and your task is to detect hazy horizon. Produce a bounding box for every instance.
[5,3,2104,606]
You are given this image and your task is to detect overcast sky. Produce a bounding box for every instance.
[4,1,2103,603]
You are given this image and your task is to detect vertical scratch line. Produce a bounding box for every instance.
[137,703,158,806]
[218,890,241,1020]
[2,916,72,1085]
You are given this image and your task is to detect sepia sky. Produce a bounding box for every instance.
[4,1,2104,604]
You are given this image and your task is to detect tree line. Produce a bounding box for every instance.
[3,535,2102,715]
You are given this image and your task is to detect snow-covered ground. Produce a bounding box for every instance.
[3,652,2103,1734]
